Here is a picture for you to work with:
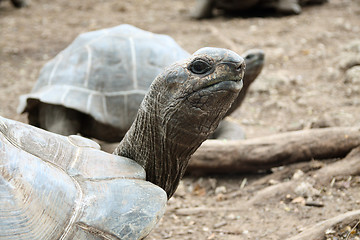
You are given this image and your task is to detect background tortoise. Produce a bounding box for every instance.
[1,47,245,239]
[191,0,328,19]
[17,24,189,142]
[18,24,264,142]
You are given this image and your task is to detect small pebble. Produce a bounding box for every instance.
[215,186,227,194]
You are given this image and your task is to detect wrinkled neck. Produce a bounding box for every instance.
[113,94,205,199]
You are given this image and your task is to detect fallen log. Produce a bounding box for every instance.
[188,127,360,174]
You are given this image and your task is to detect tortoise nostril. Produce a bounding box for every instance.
[237,62,245,72]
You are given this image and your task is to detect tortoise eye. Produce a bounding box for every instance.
[189,59,212,74]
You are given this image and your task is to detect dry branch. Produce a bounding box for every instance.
[188,127,360,174]
[287,209,360,240]
[248,181,294,205]
[173,207,243,216]
[248,146,360,205]
[314,146,360,185]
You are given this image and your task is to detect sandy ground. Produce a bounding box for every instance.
[1,0,360,239]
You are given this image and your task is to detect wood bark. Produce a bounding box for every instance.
[188,127,360,174]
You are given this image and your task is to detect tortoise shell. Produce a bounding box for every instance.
[17,24,189,132]
[0,116,167,239]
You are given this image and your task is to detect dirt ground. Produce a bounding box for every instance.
[1,0,360,239]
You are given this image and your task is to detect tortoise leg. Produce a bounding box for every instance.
[191,0,216,19]
[38,103,82,136]
[10,0,28,8]
[28,107,40,127]
[211,119,246,140]
[82,116,126,143]
[276,0,301,14]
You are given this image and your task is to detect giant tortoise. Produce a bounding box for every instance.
[18,24,264,142]
[1,47,245,239]
[17,24,189,142]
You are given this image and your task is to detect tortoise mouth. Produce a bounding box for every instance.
[198,61,245,91]
[201,79,243,93]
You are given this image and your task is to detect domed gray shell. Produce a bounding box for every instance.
[17,24,189,130]
[0,115,167,239]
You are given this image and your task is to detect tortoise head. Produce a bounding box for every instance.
[151,47,245,138]
[224,48,265,117]
[242,48,264,83]
[116,47,245,198]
